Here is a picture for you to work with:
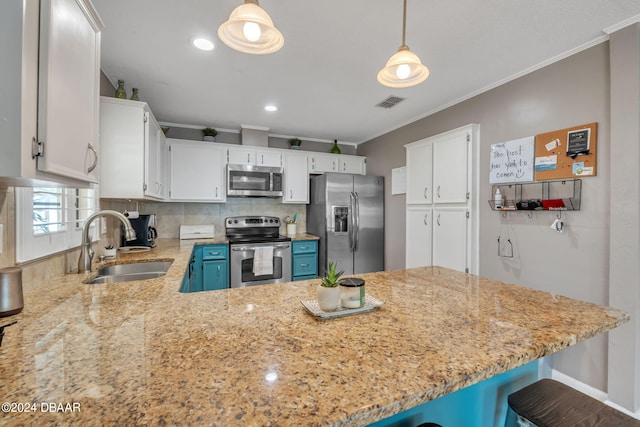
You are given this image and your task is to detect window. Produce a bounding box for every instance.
[16,186,98,263]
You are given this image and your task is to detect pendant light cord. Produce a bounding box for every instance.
[401,0,407,48]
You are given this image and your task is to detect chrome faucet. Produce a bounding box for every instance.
[78,210,136,273]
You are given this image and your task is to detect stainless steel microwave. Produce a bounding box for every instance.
[227,164,284,197]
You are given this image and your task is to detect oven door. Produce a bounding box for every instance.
[229,242,292,288]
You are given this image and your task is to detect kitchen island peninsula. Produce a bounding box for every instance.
[0,239,629,426]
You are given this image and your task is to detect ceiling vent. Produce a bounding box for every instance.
[376,96,406,109]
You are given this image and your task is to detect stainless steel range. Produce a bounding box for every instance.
[226,216,292,288]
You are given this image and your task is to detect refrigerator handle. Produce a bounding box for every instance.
[349,192,356,251]
[354,192,360,252]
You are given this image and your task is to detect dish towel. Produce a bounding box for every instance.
[253,246,274,276]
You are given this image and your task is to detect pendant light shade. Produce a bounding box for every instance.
[377,0,429,88]
[218,0,284,55]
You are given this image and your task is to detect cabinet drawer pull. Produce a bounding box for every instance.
[437,185,441,198]
[423,214,428,225]
[437,213,441,226]
[300,263,309,267]
[424,187,428,199]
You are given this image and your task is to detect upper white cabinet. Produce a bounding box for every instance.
[433,131,469,203]
[308,153,366,175]
[0,0,103,186]
[405,140,433,204]
[169,140,226,202]
[99,98,167,200]
[227,147,282,167]
[283,152,309,203]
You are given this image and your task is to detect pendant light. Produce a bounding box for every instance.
[377,0,429,88]
[218,0,284,55]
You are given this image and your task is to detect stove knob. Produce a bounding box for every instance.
[269,219,274,223]
[233,219,238,224]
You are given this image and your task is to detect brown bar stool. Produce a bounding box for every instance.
[507,379,640,426]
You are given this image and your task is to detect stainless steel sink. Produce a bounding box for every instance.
[84,261,173,284]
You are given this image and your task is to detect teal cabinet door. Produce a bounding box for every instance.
[203,260,229,291]
[201,244,229,291]
[292,240,318,281]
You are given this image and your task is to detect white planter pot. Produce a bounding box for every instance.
[203,135,216,142]
[317,285,340,312]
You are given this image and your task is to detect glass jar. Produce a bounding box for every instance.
[339,278,365,308]
[130,88,139,101]
[115,80,126,99]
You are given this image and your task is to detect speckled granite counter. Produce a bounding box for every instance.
[0,238,628,426]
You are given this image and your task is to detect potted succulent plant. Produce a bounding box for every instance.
[202,127,218,142]
[317,261,343,311]
[288,137,302,150]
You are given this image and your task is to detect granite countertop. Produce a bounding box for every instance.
[0,238,628,426]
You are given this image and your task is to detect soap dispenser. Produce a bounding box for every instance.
[494,187,502,209]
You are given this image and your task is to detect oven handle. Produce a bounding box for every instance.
[231,244,290,252]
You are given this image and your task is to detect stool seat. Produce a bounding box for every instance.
[508,379,640,426]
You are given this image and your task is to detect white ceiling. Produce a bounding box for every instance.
[92,0,640,144]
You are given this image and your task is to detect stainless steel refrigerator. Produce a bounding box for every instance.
[307,173,384,276]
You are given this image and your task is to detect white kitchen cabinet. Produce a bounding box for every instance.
[406,206,432,268]
[283,152,309,203]
[405,124,478,275]
[227,147,282,167]
[432,208,469,273]
[433,130,469,204]
[169,140,226,202]
[99,98,166,200]
[308,153,366,175]
[339,155,366,174]
[405,139,432,204]
[0,0,103,186]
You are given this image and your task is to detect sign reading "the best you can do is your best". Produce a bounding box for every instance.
[489,136,535,184]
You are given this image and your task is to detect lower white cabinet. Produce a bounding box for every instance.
[432,208,469,273]
[283,152,309,203]
[169,140,226,202]
[406,206,432,268]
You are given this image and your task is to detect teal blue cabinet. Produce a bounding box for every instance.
[201,245,229,291]
[181,244,229,292]
[292,240,318,281]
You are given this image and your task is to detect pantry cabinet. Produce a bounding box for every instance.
[99,98,167,200]
[0,0,103,186]
[169,139,226,202]
[405,124,478,273]
[283,152,309,203]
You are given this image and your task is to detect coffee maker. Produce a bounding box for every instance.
[122,214,157,247]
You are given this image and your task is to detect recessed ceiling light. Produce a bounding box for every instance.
[193,38,214,51]
[264,105,278,112]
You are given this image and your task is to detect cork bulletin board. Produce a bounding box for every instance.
[534,122,597,181]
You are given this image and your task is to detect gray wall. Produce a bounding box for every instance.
[359,42,616,394]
